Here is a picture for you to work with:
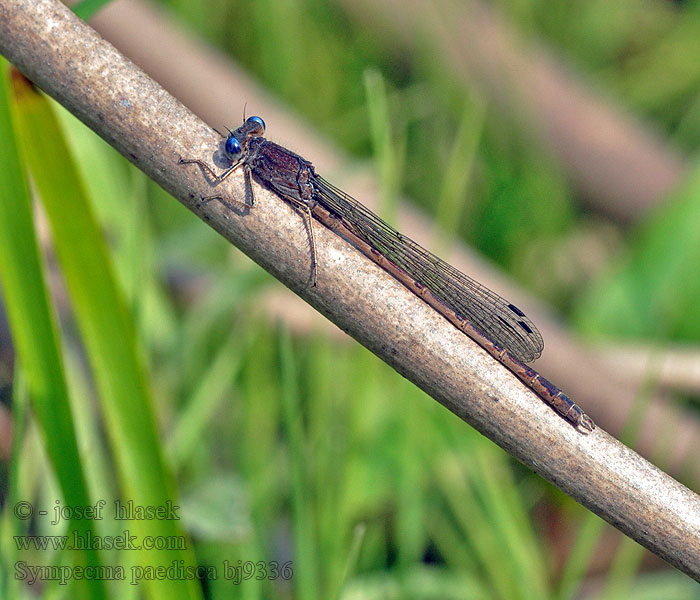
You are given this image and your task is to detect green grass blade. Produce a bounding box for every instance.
[364,68,405,223]
[334,523,367,600]
[167,326,252,469]
[279,325,319,600]
[11,73,202,599]
[71,0,114,21]
[0,61,106,599]
[574,163,700,342]
[433,96,486,253]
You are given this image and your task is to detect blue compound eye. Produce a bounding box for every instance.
[225,136,242,158]
[246,116,265,134]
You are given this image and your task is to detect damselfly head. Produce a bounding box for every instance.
[223,116,266,160]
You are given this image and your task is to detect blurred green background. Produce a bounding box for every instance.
[2,0,700,598]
